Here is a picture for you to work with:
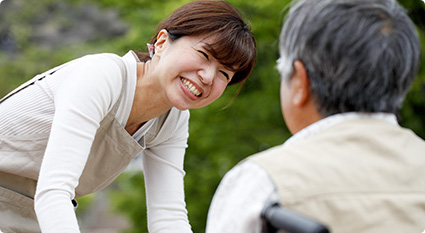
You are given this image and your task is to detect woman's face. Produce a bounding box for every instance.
[154,31,235,110]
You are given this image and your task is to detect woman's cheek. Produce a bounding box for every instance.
[212,84,227,100]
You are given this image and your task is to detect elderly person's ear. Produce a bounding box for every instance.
[291,60,310,106]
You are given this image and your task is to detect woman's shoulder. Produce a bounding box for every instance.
[49,52,128,113]
[73,52,125,69]
[61,53,127,85]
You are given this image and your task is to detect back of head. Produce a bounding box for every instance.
[278,0,420,117]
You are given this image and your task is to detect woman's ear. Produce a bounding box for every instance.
[291,60,311,106]
[154,29,169,56]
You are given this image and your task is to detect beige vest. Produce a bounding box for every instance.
[0,56,144,232]
[251,119,425,233]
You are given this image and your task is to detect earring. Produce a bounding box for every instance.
[147,43,154,58]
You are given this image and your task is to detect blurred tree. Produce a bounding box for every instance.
[398,0,425,139]
[0,0,424,233]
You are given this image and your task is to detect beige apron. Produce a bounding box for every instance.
[0,55,145,232]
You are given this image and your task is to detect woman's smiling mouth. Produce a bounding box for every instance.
[181,77,202,97]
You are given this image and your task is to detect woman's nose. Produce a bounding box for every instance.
[199,67,215,85]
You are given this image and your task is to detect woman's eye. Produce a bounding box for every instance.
[199,50,209,60]
[220,71,230,81]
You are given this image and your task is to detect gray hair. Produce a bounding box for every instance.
[277,0,420,117]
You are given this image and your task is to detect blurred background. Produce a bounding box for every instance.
[0,0,424,232]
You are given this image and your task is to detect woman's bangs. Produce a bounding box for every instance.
[206,30,254,73]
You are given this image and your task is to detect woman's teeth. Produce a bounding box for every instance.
[181,78,201,97]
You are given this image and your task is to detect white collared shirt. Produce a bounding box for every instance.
[206,112,398,233]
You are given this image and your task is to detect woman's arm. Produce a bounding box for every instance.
[142,110,193,233]
[34,55,123,232]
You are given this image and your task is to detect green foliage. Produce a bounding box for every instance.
[1,0,424,233]
[399,1,425,139]
[75,194,96,216]
[109,172,148,233]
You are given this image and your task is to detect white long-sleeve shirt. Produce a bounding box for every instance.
[0,51,192,232]
[206,112,398,233]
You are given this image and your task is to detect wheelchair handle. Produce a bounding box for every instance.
[261,201,330,233]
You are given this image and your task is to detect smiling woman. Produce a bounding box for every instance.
[141,32,240,112]
[0,1,256,232]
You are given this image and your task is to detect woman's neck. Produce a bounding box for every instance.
[125,61,171,135]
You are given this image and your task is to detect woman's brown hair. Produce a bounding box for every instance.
[136,0,256,85]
